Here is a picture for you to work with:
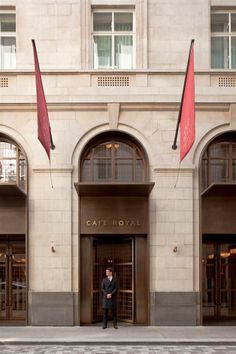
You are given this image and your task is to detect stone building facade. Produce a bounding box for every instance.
[0,0,236,326]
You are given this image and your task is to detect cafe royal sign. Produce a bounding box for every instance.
[80,196,148,234]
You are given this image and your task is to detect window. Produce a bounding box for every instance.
[0,11,16,69]
[201,134,236,191]
[211,11,236,69]
[81,136,146,183]
[92,10,135,69]
[0,139,27,191]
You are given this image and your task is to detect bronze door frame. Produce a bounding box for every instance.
[202,235,236,324]
[0,238,26,323]
[80,234,148,325]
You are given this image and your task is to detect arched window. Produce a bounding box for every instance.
[201,133,236,191]
[0,137,27,191]
[80,134,147,183]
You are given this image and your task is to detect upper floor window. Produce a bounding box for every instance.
[0,139,26,191]
[92,10,135,69]
[211,11,236,69]
[201,134,236,191]
[0,11,16,69]
[81,136,146,183]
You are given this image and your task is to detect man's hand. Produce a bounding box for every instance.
[107,293,112,299]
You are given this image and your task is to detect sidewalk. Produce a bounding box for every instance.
[0,325,236,345]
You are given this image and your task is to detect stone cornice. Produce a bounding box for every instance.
[1,69,236,75]
[32,167,73,173]
[154,167,195,173]
[0,102,230,112]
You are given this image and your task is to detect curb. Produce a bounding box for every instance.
[1,341,236,346]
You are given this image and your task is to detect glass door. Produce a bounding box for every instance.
[93,237,134,323]
[0,239,26,322]
[202,235,236,324]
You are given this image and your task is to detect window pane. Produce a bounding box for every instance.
[114,13,133,31]
[0,159,16,183]
[94,143,112,158]
[135,160,143,182]
[0,142,17,158]
[93,13,112,31]
[211,37,229,69]
[232,37,236,69]
[210,159,228,183]
[115,142,133,158]
[0,37,16,69]
[94,159,112,181]
[210,143,229,158]
[81,160,91,181]
[232,14,236,32]
[0,14,16,32]
[93,36,112,69]
[115,159,133,182]
[115,36,133,69]
[211,13,229,32]
[19,157,26,190]
[201,159,208,190]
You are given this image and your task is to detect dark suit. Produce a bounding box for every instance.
[101,277,118,327]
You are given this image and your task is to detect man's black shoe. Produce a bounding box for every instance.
[113,325,118,329]
[102,325,107,329]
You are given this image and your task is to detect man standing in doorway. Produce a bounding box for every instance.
[101,267,118,329]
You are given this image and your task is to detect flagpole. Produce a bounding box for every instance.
[172,39,195,150]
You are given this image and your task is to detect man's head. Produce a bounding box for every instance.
[106,267,113,277]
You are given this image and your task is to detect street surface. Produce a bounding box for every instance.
[1,345,236,353]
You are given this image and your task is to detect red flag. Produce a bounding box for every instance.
[32,40,53,159]
[180,41,195,161]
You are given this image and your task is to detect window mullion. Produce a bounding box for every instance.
[229,13,232,69]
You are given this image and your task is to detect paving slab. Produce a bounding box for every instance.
[0,326,236,345]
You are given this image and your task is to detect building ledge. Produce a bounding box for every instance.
[0,184,26,197]
[74,182,155,197]
[201,182,236,197]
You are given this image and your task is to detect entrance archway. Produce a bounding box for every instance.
[75,131,154,325]
[0,134,27,325]
[201,132,236,324]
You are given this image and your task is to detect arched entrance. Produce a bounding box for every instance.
[75,132,154,325]
[201,132,236,324]
[0,134,27,325]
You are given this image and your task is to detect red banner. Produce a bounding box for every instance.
[32,40,51,160]
[180,43,195,161]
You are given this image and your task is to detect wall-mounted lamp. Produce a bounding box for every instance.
[51,241,56,253]
[173,242,178,253]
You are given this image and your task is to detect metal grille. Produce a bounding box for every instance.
[0,78,8,88]
[93,238,134,323]
[218,77,236,87]
[97,76,130,87]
